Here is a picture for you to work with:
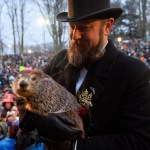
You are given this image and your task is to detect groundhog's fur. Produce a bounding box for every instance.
[12,69,84,139]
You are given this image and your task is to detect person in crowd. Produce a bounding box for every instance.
[0,104,43,150]
[6,110,19,139]
[11,106,19,122]
[1,93,15,121]
[11,0,150,149]
[0,122,8,140]
[0,109,19,150]
[0,107,4,122]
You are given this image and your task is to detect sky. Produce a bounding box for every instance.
[1,0,125,48]
[1,1,52,47]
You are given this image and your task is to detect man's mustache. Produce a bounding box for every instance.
[69,40,87,49]
[69,40,80,46]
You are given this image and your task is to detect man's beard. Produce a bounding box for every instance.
[68,30,107,68]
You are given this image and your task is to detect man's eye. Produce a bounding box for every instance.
[69,25,91,31]
[69,27,74,31]
[78,26,91,31]
[69,25,75,30]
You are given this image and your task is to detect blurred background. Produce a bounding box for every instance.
[0,0,150,97]
[0,0,149,55]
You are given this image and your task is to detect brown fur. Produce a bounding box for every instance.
[12,69,84,139]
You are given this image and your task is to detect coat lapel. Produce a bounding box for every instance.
[76,39,120,104]
[52,40,120,104]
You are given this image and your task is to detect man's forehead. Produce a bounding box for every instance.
[69,19,100,26]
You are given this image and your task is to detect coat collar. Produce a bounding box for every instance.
[76,39,120,103]
[88,39,119,79]
[54,39,120,99]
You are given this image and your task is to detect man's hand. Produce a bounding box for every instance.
[19,110,81,141]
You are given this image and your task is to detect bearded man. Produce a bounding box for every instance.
[19,0,150,150]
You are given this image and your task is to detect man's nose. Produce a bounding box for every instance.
[72,27,81,40]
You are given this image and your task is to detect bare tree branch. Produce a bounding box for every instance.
[33,0,67,51]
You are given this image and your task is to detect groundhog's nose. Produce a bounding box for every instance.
[19,80,28,89]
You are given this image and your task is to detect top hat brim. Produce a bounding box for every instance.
[56,8,123,22]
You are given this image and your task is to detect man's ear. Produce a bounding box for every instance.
[104,18,114,36]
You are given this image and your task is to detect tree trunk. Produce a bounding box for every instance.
[141,0,147,41]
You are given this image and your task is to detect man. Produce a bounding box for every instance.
[19,0,150,149]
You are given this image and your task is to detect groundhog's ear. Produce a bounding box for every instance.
[33,68,47,77]
[33,68,42,74]
[34,68,44,74]
[33,68,39,72]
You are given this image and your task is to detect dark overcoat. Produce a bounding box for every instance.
[44,40,150,150]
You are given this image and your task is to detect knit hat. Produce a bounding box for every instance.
[1,93,15,106]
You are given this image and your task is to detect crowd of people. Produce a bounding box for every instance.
[0,92,45,150]
[0,51,56,150]
[0,52,54,101]
[1,41,150,98]
[120,40,150,68]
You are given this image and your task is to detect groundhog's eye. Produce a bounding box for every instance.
[31,75,37,81]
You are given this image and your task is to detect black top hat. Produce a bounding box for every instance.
[56,0,123,22]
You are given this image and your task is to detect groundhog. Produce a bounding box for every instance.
[11,69,84,140]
